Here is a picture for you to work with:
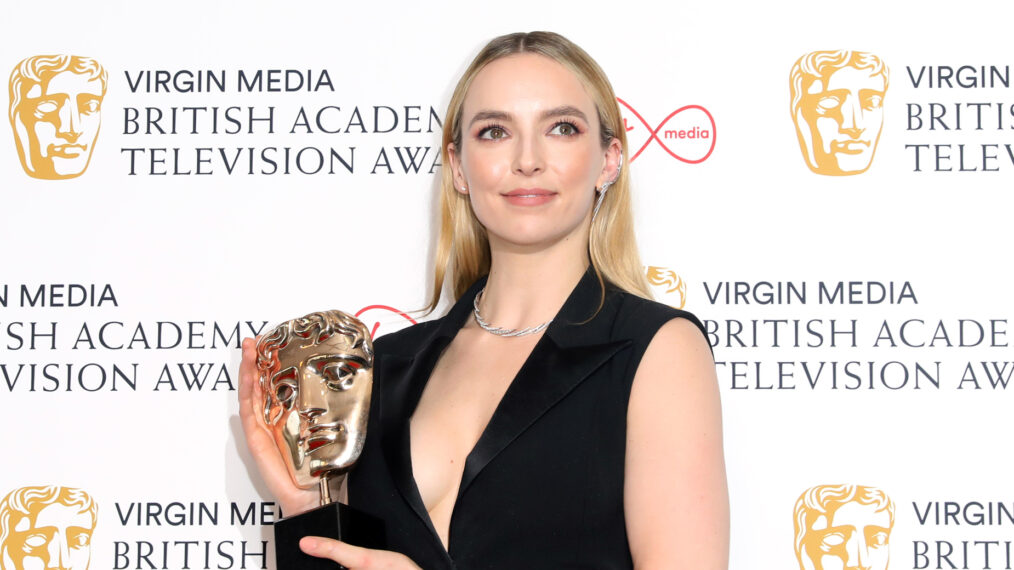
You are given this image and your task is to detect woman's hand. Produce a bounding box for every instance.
[300,537,422,569]
[238,336,319,515]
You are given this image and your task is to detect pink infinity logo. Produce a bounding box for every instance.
[355,304,418,338]
[617,98,717,163]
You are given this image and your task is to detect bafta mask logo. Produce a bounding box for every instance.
[790,51,889,176]
[645,266,687,309]
[8,55,108,180]
[0,485,97,570]
[256,311,375,488]
[794,484,895,570]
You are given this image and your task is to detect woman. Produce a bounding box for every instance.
[239,31,728,569]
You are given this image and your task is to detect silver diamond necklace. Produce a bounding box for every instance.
[472,287,552,337]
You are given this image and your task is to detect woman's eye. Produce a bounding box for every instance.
[479,126,506,140]
[550,122,579,136]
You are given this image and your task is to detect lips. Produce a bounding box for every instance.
[48,144,87,158]
[502,187,556,206]
[832,140,870,155]
[302,424,345,453]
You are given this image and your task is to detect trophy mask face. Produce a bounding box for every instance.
[259,320,373,489]
[799,502,891,570]
[13,70,104,180]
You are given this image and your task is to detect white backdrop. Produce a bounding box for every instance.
[2,1,1013,568]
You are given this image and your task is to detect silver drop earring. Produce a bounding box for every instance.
[592,154,623,222]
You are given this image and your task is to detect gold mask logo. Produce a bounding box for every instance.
[8,55,108,180]
[645,266,686,309]
[794,484,895,570]
[790,51,889,176]
[0,485,97,570]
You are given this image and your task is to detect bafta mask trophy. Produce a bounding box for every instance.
[256,311,386,569]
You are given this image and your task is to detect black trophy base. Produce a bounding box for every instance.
[274,502,387,570]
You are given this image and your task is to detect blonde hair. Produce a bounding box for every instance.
[428,31,651,313]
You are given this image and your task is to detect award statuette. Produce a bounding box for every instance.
[256,311,386,570]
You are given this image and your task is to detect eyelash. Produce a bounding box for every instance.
[475,120,583,140]
[550,120,582,136]
[476,123,507,140]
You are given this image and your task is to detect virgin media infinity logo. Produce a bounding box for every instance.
[617,98,716,163]
[355,305,417,339]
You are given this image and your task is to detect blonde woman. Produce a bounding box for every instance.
[239,31,728,569]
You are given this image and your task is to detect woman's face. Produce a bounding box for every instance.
[450,53,619,251]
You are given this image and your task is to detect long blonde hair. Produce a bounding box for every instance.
[428,31,651,313]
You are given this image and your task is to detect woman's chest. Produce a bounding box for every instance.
[408,331,541,519]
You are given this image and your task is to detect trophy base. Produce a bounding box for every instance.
[274,502,387,570]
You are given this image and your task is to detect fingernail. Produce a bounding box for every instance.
[301,537,318,550]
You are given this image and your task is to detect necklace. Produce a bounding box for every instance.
[472,287,552,337]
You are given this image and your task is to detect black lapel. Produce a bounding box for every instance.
[377,350,429,530]
[377,269,633,538]
[456,269,631,501]
[377,277,482,540]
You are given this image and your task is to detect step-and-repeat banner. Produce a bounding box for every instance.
[3,1,1011,568]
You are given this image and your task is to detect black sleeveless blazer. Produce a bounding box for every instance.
[348,269,708,569]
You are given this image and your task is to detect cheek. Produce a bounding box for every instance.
[548,145,599,187]
[462,146,511,187]
[33,121,57,142]
[81,113,101,136]
[863,109,884,128]
[815,117,839,136]
[70,546,90,563]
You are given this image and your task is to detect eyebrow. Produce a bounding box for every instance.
[468,105,589,127]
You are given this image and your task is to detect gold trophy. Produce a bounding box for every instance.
[256,311,386,569]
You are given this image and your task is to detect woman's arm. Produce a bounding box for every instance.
[625,318,730,569]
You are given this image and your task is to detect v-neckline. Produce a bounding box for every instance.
[405,325,551,554]
[377,267,628,562]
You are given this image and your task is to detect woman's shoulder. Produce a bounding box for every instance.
[607,288,709,344]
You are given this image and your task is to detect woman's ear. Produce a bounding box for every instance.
[447,142,468,194]
[596,137,623,189]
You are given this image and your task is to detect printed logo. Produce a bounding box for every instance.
[0,485,97,570]
[645,266,687,309]
[355,304,418,338]
[617,98,716,163]
[790,51,889,176]
[794,484,894,570]
[9,55,108,180]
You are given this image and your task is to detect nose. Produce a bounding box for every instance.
[839,96,865,139]
[844,532,872,570]
[56,100,82,144]
[296,371,327,420]
[511,131,544,176]
[46,532,70,569]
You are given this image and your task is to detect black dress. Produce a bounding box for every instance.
[348,269,708,569]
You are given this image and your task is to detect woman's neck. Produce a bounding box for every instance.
[473,243,589,332]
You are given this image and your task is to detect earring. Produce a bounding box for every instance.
[592,154,623,222]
